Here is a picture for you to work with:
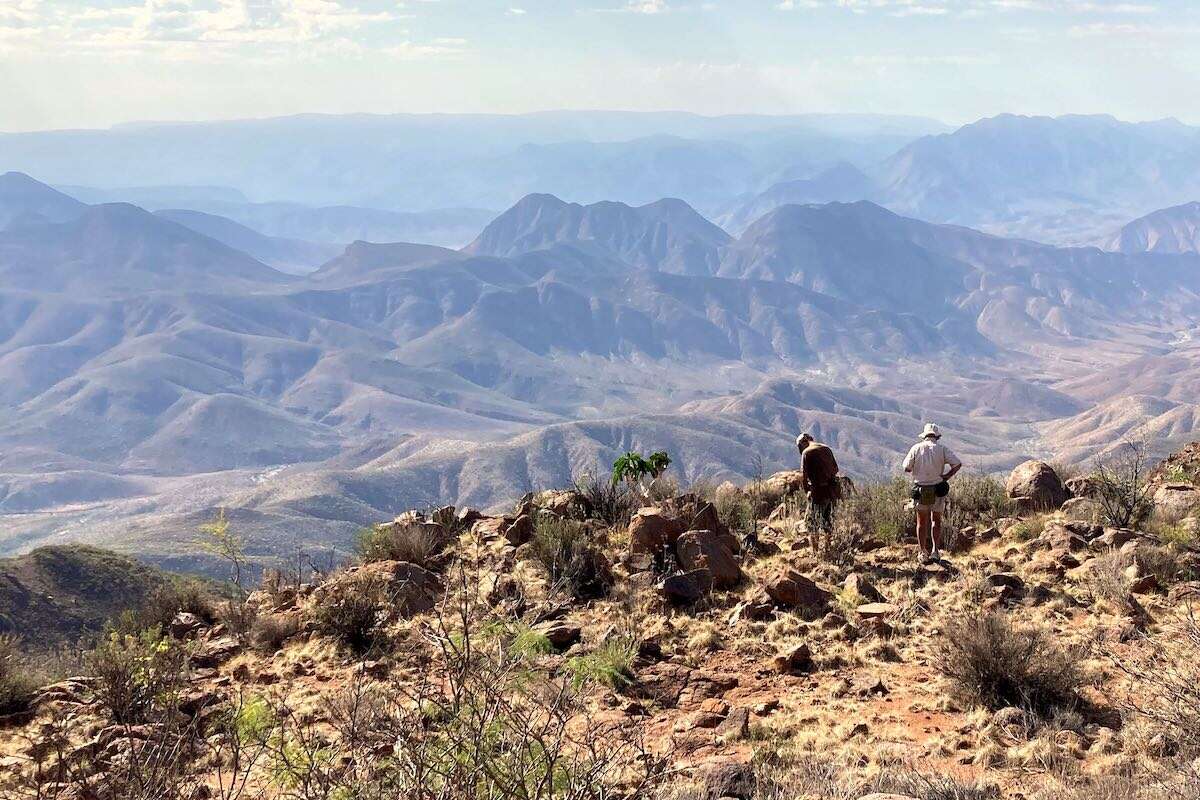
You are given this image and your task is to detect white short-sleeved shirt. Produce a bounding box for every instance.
[902,439,962,485]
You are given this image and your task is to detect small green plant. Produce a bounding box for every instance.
[715,489,755,539]
[197,508,247,591]
[566,637,636,690]
[612,450,671,498]
[510,624,555,659]
[88,617,190,724]
[1010,514,1048,542]
[233,695,277,746]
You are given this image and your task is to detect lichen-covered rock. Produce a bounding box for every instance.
[1006,460,1070,512]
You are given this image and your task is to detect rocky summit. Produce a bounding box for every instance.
[2,446,1200,799]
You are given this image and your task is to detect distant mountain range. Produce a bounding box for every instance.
[0,166,1198,574]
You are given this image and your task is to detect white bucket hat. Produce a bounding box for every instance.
[921,422,942,439]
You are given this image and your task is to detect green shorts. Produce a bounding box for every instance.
[916,496,946,514]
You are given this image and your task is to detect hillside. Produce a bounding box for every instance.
[0,545,181,648]
[2,448,1200,798]
[1103,201,1200,255]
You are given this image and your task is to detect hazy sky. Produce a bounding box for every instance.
[1,0,1198,132]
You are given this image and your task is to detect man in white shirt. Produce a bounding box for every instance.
[902,423,962,563]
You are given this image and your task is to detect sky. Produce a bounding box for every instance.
[1,0,1198,132]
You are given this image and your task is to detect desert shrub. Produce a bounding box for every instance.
[837,477,912,544]
[936,610,1082,719]
[242,592,663,800]
[575,473,636,528]
[0,634,40,716]
[566,637,636,690]
[1152,520,1198,550]
[716,489,756,539]
[647,474,680,502]
[1135,544,1193,588]
[312,576,388,655]
[1115,612,1200,794]
[356,522,445,569]
[135,578,217,630]
[251,612,303,654]
[87,616,190,724]
[950,473,1016,525]
[529,516,614,601]
[1010,514,1049,542]
[1093,440,1156,528]
[1088,551,1139,614]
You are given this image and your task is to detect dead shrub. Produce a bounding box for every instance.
[356,522,446,569]
[312,575,389,655]
[528,516,613,601]
[936,610,1082,719]
[0,634,40,717]
[575,473,636,528]
[1093,439,1156,529]
[250,612,303,653]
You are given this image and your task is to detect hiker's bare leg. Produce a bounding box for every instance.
[931,511,944,554]
[916,509,932,554]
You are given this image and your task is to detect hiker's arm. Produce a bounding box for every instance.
[943,462,962,481]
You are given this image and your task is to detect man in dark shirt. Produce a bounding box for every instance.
[797,432,842,551]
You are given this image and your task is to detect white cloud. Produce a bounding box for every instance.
[507,6,527,14]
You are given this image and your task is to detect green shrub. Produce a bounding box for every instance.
[0,634,39,716]
[950,473,1016,525]
[529,516,613,601]
[936,610,1082,719]
[135,578,217,631]
[87,617,190,724]
[566,637,636,690]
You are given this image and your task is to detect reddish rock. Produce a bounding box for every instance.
[628,508,686,555]
[763,566,831,617]
[1007,460,1069,512]
[676,531,742,588]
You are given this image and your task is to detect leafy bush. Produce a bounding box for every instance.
[950,473,1016,525]
[88,617,190,724]
[0,634,39,716]
[936,610,1082,719]
[356,522,445,569]
[529,516,613,601]
[566,637,636,690]
[715,489,756,539]
[575,473,636,528]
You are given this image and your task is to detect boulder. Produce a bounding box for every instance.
[503,515,535,547]
[658,569,714,605]
[533,489,591,519]
[1061,497,1100,522]
[1006,460,1069,512]
[314,560,442,617]
[676,531,742,588]
[701,759,756,800]
[771,643,813,674]
[1154,483,1200,518]
[1065,475,1098,498]
[855,602,897,619]
[763,566,831,616]
[628,508,686,556]
[168,612,204,639]
[843,573,885,604]
[530,620,582,650]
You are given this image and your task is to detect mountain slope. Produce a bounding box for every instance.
[464,194,731,275]
[0,203,292,294]
[155,209,342,274]
[1103,201,1200,255]
[0,171,87,231]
